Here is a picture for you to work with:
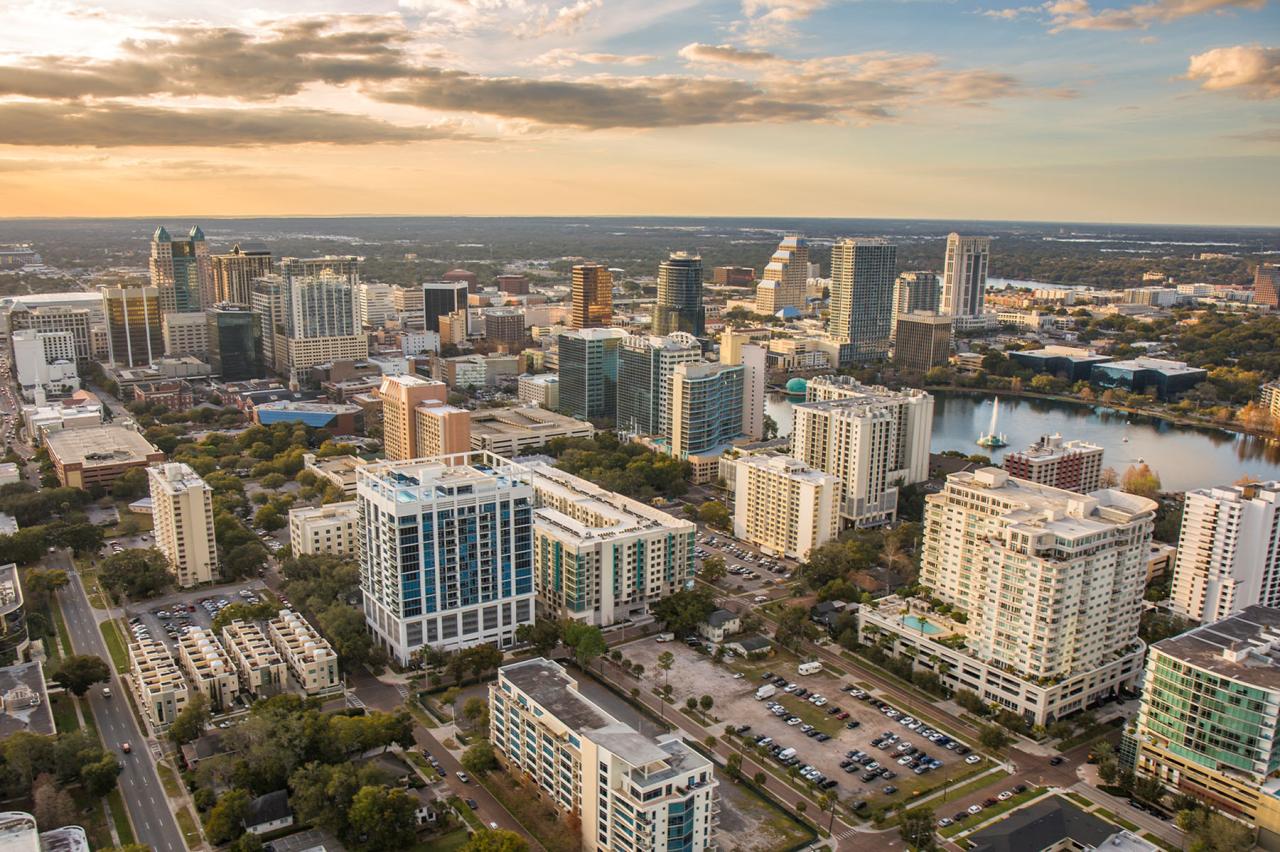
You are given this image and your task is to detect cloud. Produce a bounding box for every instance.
[518,0,602,37]
[532,49,657,67]
[738,0,830,45]
[678,43,781,66]
[986,0,1268,30]
[1227,127,1280,142]
[1186,44,1280,97]
[0,101,472,147]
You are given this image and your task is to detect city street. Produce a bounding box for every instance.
[53,548,187,852]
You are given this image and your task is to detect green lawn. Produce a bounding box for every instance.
[941,789,1048,838]
[99,619,130,672]
[69,789,114,849]
[50,692,79,734]
[448,796,484,832]
[106,789,135,846]
[901,764,1005,809]
[155,762,182,798]
[1064,791,1094,809]
[1142,832,1180,851]
[406,751,441,782]
[49,596,72,663]
[175,806,202,848]
[77,697,99,738]
[418,827,470,851]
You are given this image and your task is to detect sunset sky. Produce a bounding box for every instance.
[0,0,1276,224]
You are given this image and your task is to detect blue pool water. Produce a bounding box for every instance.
[902,615,944,635]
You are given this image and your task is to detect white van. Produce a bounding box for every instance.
[778,747,797,760]
[798,661,823,676]
[656,633,675,643]
[755,684,777,701]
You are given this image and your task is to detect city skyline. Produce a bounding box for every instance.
[0,1,1275,225]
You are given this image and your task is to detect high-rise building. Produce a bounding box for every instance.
[211,243,272,305]
[940,234,991,318]
[207,304,263,381]
[356,454,535,664]
[11,329,78,401]
[827,238,896,361]
[718,327,770,366]
[526,461,695,626]
[379,374,449,461]
[279,257,367,373]
[1134,606,1280,836]
[422,281,469,334]
[721,341,768,441]
[670,362,744,481]
[102,285,163,367]
[891,271,939,340]
[1256,263,1280,310]
[569,264,613,329]
[754,235,810,315]
[792,376,932,527]
[733,455,839,560]
[1169,481,1280,624]
[495,274,529,295]
[1003,434,1104,494]
[414,401,472,459]
[483,307,526,351]
[713,266,755,286]
[251,275,287,375]
[148,462,218,588]
[354,282,395,328]
[161,311,208,357]
[557,328,626,422]
[150,225,211,314]
[654,252,705,337]
[491,658,719,852]
[5,304,93,365]
[892,312,952,372]
[616,333,703,436]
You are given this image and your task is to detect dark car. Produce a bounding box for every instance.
[762,671,774,679]
[845,720,859,728]
[1049,756,1065,766]
[1014,784,1028,793]
[953,812,968,823]
[816,733,832,742]
[738,725,752,734]
[882,785,898,795]
[821,779,838,789]
[983,798,998,808]
[465,799,478,810]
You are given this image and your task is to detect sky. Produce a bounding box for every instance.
[0,0,1276,224]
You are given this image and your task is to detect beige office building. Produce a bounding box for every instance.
[129,636,189,730]
[161,311,209,357]
[379,374,448,460]
[754,235,810,315]
[733,455,839,560]
[221,620,288,697]
[415,401,472,460]
[517,374,560,410]
[289,501,360,556]
[148,462,218,588]
[175,626,240,711]
[470,406,594,457]
[211,243,273,305]
[268,609,340,694]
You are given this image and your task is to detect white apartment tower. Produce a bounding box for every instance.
[733,455,840,560]
[491,658,718,852]
[790,376,933,527]
[148,462,218,588]
[754,234,810,315]
[356,453,535,665]
[940,234,991,318]
[1169,481,1280,623]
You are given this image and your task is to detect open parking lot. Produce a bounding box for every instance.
[694,531,797,597]
[622,636,990,811]
[123,581,273,653]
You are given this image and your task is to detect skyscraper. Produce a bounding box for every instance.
[891,271,940,340]
[356,454,535,663]
[103,285,163,367]
[940,233,991,318]
[615,333,703,436]
[557,328,626,422]
[734,455,840,561]
[827,238,896,361]
[892,312,952,372]
[279,256,367,373]
[251,275,287,375]
[150,225,211,314]
[670,361,743,473]
[1255,263,1280,310]
[211,243,273,305]
[148,462,218,588]
[654,252,705,337]
[569,263,613,329]
[379,374,449,461]
[207,304,263,381]
[422,281,469,334]
[754,234,810,315]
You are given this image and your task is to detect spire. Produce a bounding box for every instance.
[152,226,171,242]
[189,225,205,241]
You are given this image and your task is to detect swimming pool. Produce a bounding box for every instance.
[902,614,944,635]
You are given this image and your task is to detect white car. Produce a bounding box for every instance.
[965,754,982,764]
[967,804,982,815]
[997,791,1013,801]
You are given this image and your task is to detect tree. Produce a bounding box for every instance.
[699,695,713,712]
[700,555,727,583]
[169,693,210,745]
[316,603,382,670]
[651,586,716,635]
[204,787,251,845]
[254,504,284,532]
[461,741,498,776]
[514,619,561,656]
[346,785,417,851]
[111,468,149,501]
[562,621,606,670]
[1177,807,1256,852]
[774,605,818,650]
[99,549,173,599]
[657,651,674,684]
[698,501,731,530]
[899,807,937,850]
[462,696,489,729]
[1121,463,1162,498]
[33,773,76,829]
[80,753,122,796]
[52,655,111,697]
[978,724,1013,752]
[461,829,530,852]
[726,752,743,780]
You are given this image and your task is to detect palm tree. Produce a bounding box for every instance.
[916,615,930,637]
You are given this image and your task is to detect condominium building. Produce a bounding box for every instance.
[414,401,472,460]
[1256,263,1280,310]
[45,425,164,489]
[251,275,287,375]
[148,462,218,588]
[211,243,273,305]
[221,620,288,697]
[670,361,744,482]
[1003,434,1105,494]
[892,312,952,372]
[11,329,78,401]
[0,811,90,852]
[484,307,526,351]
[791,377,932,527]
[268,609,340,694]
[733,455,839,560]
[302,452,371,496]
[102,285,163,367]
[827,238,896,361]
[470,406,594,456]
[5,303,94,365]
[517,374,559,410]
[718,332,768,441]
[616,334,703,437]
[940,234,991,318]
[718,327,770,366]
[422,281,469,334]
[161,311,208,357]
[891,271,940,339]
[1169,481,1280,624]
[525,462,695,626]
[653,252,704,337]
[278,256,366,373]
[289,501,360,556]
[175,626,240,711]
[570,264,613,329]
[150,225,211,313]
[354,282,395,328]
[1134,606,1280,839]
[356,453,535,665]
[754,235,810,315]
[128,637,189,730]
[490,658,718,852]
[207,304,263,381]
[379,374,449,461]
[558,327,626,422]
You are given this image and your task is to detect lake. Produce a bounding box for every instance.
[765,390,1280,493]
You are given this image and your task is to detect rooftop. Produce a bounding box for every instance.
[471,406,591,440]
[148,462,210,496]
[0,663,54,738]
[736,454,838,484]
[525,461,689,543]
[968,797,1115,852]
[44,426,160,467]
[1099,357,1207,376]
[1152,605,1280,691]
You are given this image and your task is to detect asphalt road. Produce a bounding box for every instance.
[54,549,187,852]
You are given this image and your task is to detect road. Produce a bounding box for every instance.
[53,549,187,852]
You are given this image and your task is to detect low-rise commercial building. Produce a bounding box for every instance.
[132,380,193,410]
[517,374,559,410]
[268,610,340,694]
[1091,357,1207,400]
[253,401,363,434]
[470,406,595,456]
[20,398,102,446]
[175,626,240,711]
[221,620,288,697]
[128,636,189,730]
[45,426,164,489]
[1009,345,1112,382]
[302,452,371,496]
[289,501,359,556]
[490,658,718,852]
[732,455,840,560]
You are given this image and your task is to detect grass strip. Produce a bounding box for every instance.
[1064,791,1094,808]
[940,788,1048,838]
[99,619,130,673]
[106,789,136,846]
[175,806,202,848]
[155,761,182,798]
[50,692,79,734]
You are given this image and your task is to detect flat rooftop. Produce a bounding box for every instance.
[148,462,209,495]
[44,425,159,466]
[1100,357,1207,376]
[736,453,838,484]
[471,406,591,439]
[0,662,55,738]
[1152,605,1280,691]
[525,461,688,542]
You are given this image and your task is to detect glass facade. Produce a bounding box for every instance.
[558,332,621,422]
[207,306,263,381]
[654,254,704,337]
[828,239,896,361]
[103,286,163,367]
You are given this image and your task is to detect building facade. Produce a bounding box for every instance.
[484,307,526,351]
[211,243,273,305]
[670,361,743,458]
[470,406,595,456]
[150,225,211,314]
[891,271,940,340]
[1002,434,1105,494]
[616,334,703,437]
[1257,264,1280,310]
[653,253,704,337]
[103,286,163,368]
[289,501,360,556]
[892,312,952,372]
[268,610,340,694]
[517,374,559,410]
[379,374,449,461]
[175,626,240,711]
[940,234,991,318]
[11,329,78,401]
[128,636,189,730]
[827,238,896,361]
[221,619,288,697]
[45,425,164,489]
[422,281,469,334]
[733,455,839,560]
[148,462,218,588]
[207,304,263,381]
[558,328,626,422]
[754,235,810,315]
[570,264,613,329]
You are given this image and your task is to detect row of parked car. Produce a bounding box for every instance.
[936,785,1029,828]
[845,684,975,759]
[750,734,841,791]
